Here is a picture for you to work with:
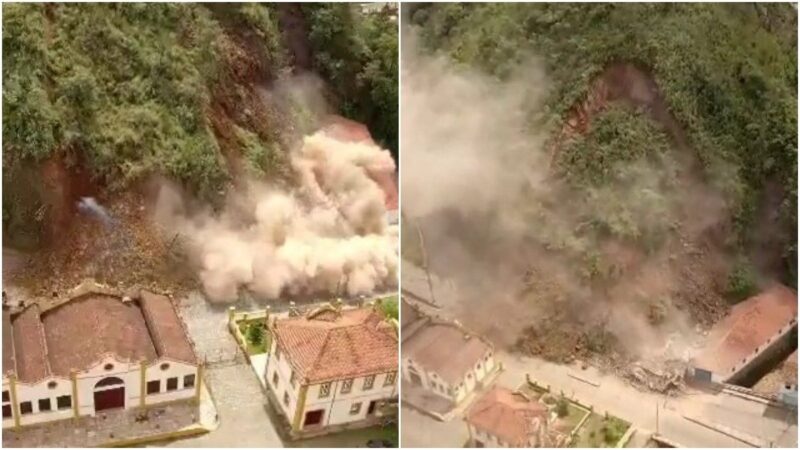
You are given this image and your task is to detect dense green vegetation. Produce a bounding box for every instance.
[409,3,797,287]
[303,3,398,153]
[4,3,228,195]
[3,3,397,246]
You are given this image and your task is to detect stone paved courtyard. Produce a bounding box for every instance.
[3,400,198,448]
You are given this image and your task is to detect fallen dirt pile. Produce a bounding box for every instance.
[7,191,196,301]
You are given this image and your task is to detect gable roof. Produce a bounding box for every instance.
[6,286,196,383]
[466,386,551,447]
[402,320,492,384]
[12,305,50,382]
[272,306,397,384]
[695,284,797,374]
[139,291,196,364]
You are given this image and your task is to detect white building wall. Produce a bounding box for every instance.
[143,359,198,405]
[6,376,74,427]
[265,339,300,422]
[405,349,495,406]
[2,378,13,429]
[303,371,397,428]
[75,356,141,416]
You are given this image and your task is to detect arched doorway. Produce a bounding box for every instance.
[94,377,125,412]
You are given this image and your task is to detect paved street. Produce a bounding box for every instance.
[400,406,468,448]
[160,292,284,447]
[162,364,284,448]
[498,352,797,448]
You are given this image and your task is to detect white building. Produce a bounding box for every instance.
[401,299,496,407]
[265,303,398,437]
[465,386,568,448]
[2,283,200,430]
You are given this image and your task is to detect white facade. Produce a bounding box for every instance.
[265,337,398,433]
[3,354,198,429]
[403,351,495,404]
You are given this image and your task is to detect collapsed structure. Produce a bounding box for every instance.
[264,302,398,437]
[2,281,200,430]
[689,284,798,388]
[464,386,568,448]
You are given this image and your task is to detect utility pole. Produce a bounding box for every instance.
[656,400,659,435]
[414,217,437,306]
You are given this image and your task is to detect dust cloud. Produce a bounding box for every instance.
[401,29,732,369]
[156,131,398,302]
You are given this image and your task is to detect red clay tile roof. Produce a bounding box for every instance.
[466,386,550,447]
[12,305,50,383]
[402,321,492,384]
[7,289,196,382]
[43,294,158,377]
[139,291,196,364]
[695,284,798,374]
[3,308,16,377]
[273,307,398,384]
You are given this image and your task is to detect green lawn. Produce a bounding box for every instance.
[572,413,630,448]
[562,403,590,431]
[237,319,270,355]
[378,295,398,320]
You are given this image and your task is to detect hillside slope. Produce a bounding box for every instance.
[3,2,397,248]
[403,3,797,368]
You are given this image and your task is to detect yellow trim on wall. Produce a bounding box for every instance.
[70,370,79,419]
[9,374,21,429]
[195,363,204,401]
[139,360,147,407]
[291,384,309,432]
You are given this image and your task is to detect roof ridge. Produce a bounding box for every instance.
[35,306,53,378]
[306,328,336,381]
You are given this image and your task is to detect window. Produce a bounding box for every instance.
[319,382,331,398]
[47,381,57,389]
[20,402,32,415]
[477,363,482,370]
[2,391,8,402]
[38,398,51,412]
[160,363,170,371]
[384,372,396,387]
[2,404,10,418]
[349,402,362,415]
[167,377,178,391]
[184,374,196,389]
[57,395,71,410]
[104,363,114,371]
[341,378,353,394]
[272,372,279,387]
[283,392,289,406]
[290,371,296,388]
[147,380,161,395]
[363,375,375,391]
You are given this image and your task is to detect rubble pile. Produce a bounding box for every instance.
[624,359,688,395]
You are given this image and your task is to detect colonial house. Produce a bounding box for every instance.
[465,386,568,448]
[689,284,797,386]
[264,302,398,437]
[2,282,200,430]
[401,299,497,408]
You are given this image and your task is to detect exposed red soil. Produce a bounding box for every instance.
[514,62,733,364]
